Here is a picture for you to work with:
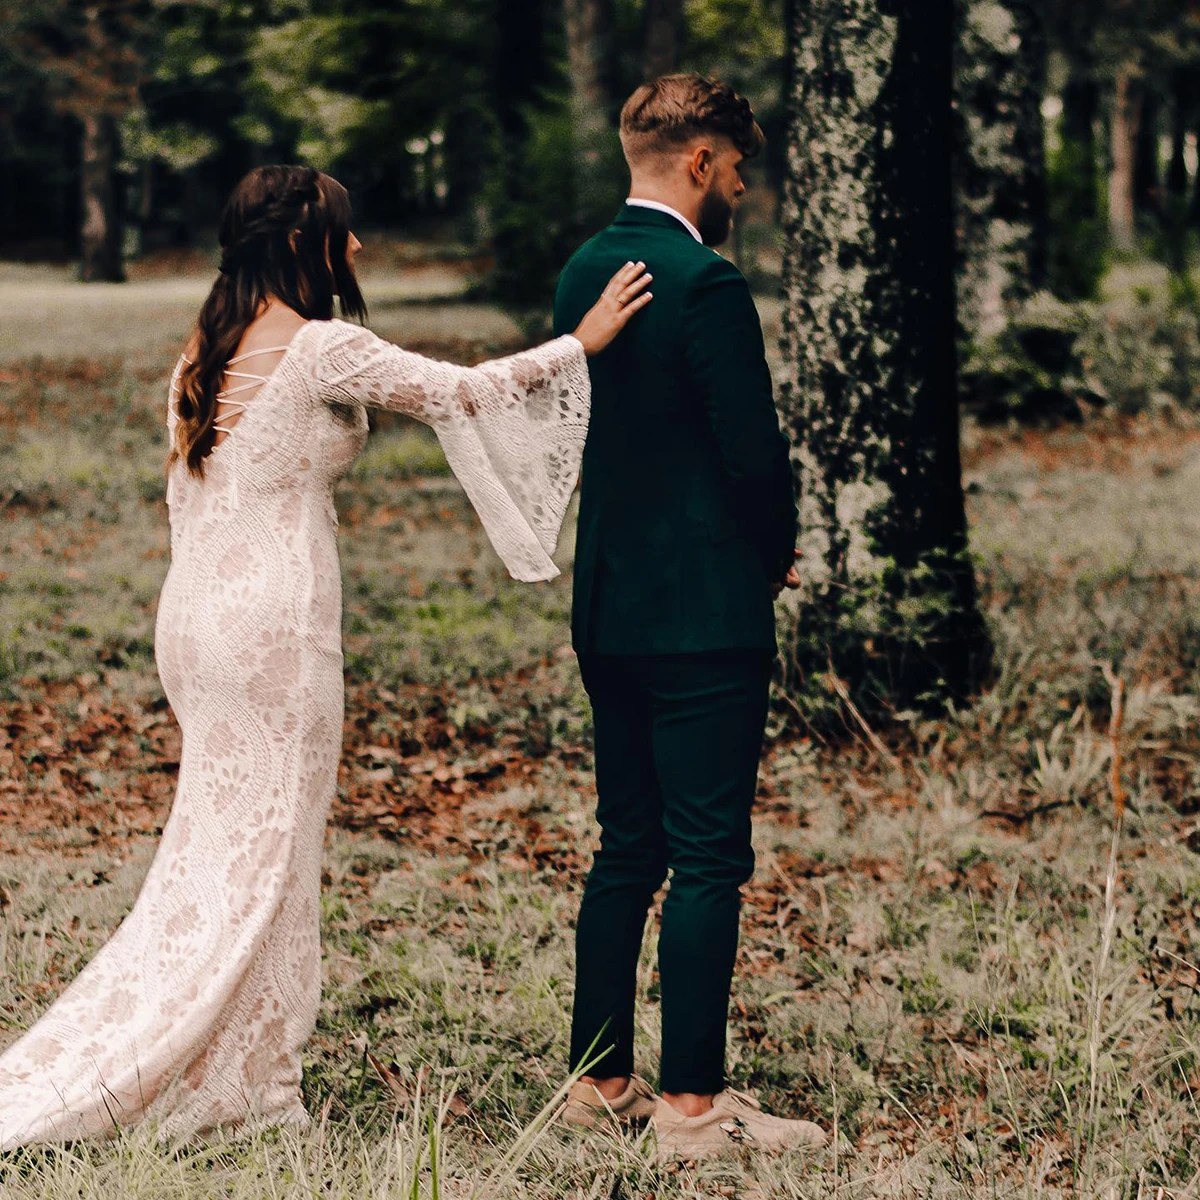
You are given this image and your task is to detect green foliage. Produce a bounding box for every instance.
[1047,137,1107,302]
[1077,283,1200,413]
[962,291,1091,421]
[485,104,578,308]
[964,272,1200,421]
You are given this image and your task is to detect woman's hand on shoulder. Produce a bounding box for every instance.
[572,261,653,356]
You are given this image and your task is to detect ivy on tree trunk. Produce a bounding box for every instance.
[778,0,991,717]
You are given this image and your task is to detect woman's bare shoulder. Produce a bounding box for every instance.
[237,304,309,355]
[179,304,311,364]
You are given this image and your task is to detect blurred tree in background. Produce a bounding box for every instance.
[1,0,1199,313]
[0,0,793,295]
[2,0,157,280]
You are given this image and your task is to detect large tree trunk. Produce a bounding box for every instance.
[778,0,990,713]
[79,112,124,283]
[564,0,619,229]
[955,0,1048,340]
[642,0,684,80]
[1109,68,1139,252]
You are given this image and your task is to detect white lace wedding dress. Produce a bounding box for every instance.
[0,319,589,1147]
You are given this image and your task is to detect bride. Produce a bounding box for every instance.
[0,164,651,1147]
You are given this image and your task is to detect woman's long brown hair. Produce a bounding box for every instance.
[170,165,368,476]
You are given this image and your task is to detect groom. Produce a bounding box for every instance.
[552,75,825,1157]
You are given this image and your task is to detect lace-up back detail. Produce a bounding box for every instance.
[171,342,298,449]
[212,344,294,438]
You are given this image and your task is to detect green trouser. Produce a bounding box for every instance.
[569,650,773,1095]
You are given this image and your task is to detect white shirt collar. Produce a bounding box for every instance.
[625,198,703,244]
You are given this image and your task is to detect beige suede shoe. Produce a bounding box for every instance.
[560,1074,660,1131]
[652,1088,827,1160]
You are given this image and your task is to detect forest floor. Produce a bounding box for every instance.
[1,259,1200,1197]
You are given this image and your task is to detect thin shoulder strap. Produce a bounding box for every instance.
[226,344,294,366]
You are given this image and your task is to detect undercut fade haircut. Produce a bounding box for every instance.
[619,74,765,165]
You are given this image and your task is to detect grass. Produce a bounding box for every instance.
[1,266,1200,1195]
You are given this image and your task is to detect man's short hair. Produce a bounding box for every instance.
[619,74,765,165]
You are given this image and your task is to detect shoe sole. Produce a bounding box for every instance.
[654,1135,827,1161]
[561,1103,655,1133]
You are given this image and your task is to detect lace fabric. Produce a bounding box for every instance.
[313,321,590,581]
[0,319,590,1147]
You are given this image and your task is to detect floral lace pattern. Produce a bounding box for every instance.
[0,319,590,1147]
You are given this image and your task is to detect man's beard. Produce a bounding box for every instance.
[698,189,734,246]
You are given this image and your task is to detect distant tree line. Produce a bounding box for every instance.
[0,0,784,293]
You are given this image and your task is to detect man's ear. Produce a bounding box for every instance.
[687,144,714,187]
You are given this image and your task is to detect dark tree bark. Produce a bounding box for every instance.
[778,0,990,714]
[443,102,491,241]
[79,112,124,282]
[1047,27,1105,300]
[1167,74,1189,199]
[1163,71,1193,275]
[489,0,553,301]
[9,0,149,281]
[642,0,684,80]
[1193,114,1200,225]
[565,0,615,123]
[956,0,1049,340]
[1061,67,1099,219]
[1133,85,1161,218]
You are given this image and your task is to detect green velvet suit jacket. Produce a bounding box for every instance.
[553,204,797,655]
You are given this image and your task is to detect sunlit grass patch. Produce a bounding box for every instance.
[349,422,452,481]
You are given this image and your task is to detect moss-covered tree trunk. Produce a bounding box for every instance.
[778,0,991,716]
[956,0,1048,340]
